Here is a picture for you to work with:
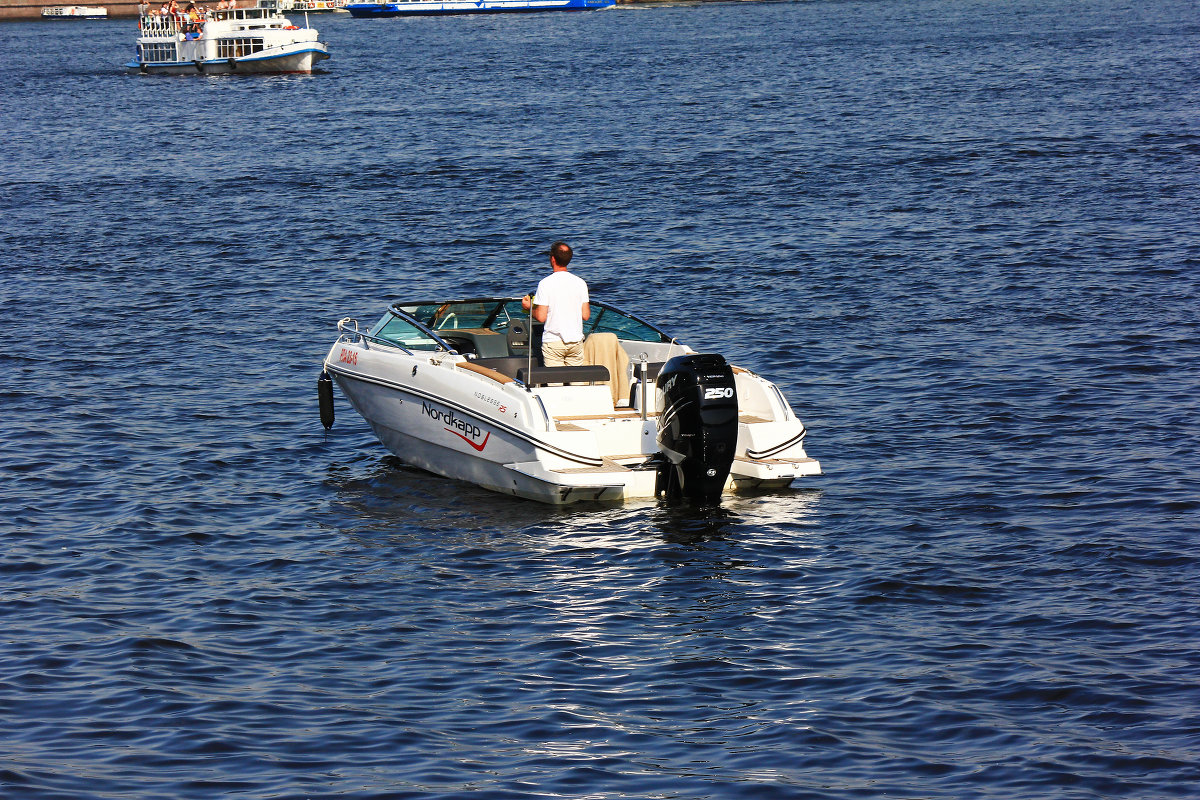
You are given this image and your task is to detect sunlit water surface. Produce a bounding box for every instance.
[2,0,1198,797]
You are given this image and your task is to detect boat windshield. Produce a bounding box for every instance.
[368,311,444,351]
[393,298,670,343]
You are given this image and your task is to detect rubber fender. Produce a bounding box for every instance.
[318,371,335,429]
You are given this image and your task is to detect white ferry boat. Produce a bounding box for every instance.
[126,6,330,75]
[42,5,108,19]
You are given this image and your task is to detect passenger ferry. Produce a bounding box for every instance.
[42,5,108,19]
[127,5,330,75]
[346,0,612,17]
[257,0,347,13]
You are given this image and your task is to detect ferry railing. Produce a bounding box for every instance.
[138,13,178,34]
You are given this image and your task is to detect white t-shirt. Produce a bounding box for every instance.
[535,270,589,344]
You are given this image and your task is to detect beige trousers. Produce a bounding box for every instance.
[541,339,584,367]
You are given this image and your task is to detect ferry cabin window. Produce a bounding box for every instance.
[217,38,265,58]
[369,313,442,351]
[141,42,178,62]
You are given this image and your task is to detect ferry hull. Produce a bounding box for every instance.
[126,48,329,75]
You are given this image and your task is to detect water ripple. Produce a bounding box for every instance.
[3,0,1200,798]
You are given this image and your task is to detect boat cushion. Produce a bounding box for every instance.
[517,365,610,386]
[469,357,531,380]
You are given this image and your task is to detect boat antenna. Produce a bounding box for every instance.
[526,293,534,392]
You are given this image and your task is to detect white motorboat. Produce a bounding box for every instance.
[42,5,108,19]
[126,5,329,75]
[320,297,821,506]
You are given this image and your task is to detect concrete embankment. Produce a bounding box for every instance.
[0,0,661,20]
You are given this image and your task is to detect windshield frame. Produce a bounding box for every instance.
[367,306,460,353]
[388,297,673,343]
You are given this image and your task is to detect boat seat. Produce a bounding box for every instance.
[506,319,530,355]
[627,361,665,408]
[517,365,610,387]
[507,320,544,359]
[635,362,664,382]
[469,357,531,380]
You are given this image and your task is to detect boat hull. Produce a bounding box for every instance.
[325,360,819,505]
[346,0,612,16]
[327,364,649,504]
[126,48,329,75]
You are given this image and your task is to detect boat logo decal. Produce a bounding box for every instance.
[449,430,491,452]
[473,391,506,416]
[339,347,358,366]
[422,401,489,451]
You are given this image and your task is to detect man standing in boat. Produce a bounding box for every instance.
[522,241,590,367]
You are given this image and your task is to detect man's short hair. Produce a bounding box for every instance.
[550,241,573,267]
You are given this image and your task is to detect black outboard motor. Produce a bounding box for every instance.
[655,354,739,506]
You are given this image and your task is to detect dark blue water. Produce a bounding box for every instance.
[3,1,1199,797]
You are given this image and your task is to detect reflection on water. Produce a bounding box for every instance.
[3,1,1198,797]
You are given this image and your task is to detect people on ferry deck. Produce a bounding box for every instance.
[522,241,590,368]
[183,3,200,31]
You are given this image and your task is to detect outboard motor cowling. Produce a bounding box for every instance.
[655,354,739,505]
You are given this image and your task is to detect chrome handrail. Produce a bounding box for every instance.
[377,309,461,354]
[336,315,459,356]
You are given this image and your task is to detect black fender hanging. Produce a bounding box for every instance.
[318,371,335,430]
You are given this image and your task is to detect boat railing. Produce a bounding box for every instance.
[336,318,459,356]
[337,318,406,352]
[139,13,179,33]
